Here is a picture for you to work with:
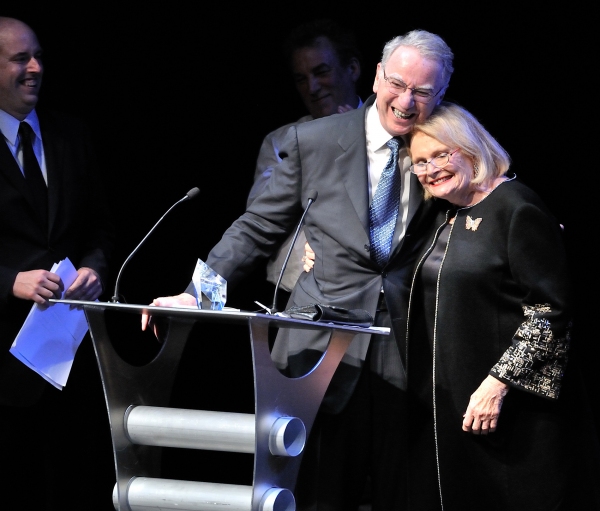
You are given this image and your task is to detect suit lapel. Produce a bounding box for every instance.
[405,172,424,225]
[38,113,62,234]
[0,134,43,223]
[389,172,424,259]
[335,100,371,235]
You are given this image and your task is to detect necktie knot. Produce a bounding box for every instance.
[19,121,34,143]
[387,137,400,153]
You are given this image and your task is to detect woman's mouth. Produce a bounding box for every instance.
[431,175,452,186]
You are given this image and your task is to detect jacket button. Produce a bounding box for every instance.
[364,244,370,252]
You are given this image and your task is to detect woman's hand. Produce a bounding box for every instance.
[462,375,509,435]
[302,242,315,272]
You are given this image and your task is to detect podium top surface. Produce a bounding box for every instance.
[50,299,389,335]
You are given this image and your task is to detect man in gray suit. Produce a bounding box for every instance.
[145,29,454,510]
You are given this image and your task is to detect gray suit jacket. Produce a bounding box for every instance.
[246,114,312,292]
[206,95,440,412]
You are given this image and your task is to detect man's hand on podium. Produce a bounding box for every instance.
[141,292,197,339]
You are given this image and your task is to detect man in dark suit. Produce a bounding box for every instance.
[0,16,114,510]
[144,29,454,510]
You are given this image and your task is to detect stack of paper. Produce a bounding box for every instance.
[9,258,90,390]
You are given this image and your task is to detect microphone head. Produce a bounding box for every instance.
[307,189,318,202]
[186,187,200,200]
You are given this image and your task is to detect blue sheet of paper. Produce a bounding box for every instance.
[9,258,90,390]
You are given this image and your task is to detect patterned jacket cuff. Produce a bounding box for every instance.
[490,304,570,399]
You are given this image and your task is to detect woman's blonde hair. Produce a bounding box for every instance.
[409,102,511,199]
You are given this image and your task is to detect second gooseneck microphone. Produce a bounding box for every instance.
[111,187,200,303]
[271,189,318,313]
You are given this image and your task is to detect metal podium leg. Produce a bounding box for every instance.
[85,306,196,511]
[249,318,356,510]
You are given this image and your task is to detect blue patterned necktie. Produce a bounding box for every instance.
[369,137,401,268]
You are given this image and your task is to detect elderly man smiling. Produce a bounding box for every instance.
[144,29,454,511]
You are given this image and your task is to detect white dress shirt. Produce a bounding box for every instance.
[364,102,412,244]
[0,108,48,183]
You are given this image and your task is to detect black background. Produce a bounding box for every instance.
[4,2,593,508]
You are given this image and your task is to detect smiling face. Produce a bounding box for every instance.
[373,46,444,137]
[409,131,481,207]
[291,36,360,119]
[0,19,43,120]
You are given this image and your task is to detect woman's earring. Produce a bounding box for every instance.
[473,164,480,177]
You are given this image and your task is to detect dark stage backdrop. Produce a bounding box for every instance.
[6,4,583,307]
[3,2,593,506]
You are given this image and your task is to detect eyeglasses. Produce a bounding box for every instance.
[409,149,460,175]
[383,69,443,104]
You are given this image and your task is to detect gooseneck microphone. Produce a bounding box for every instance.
[111,187,200,303]
[271,189,318,313]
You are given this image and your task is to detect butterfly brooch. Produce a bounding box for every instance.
[465,216,482,231]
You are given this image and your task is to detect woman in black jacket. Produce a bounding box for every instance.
[303,101,600,510]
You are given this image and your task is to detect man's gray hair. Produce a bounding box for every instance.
[381,29,454,87]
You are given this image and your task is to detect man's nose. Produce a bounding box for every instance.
[395,88,415,109]
[27,57,42,73]
[308,75,321,94]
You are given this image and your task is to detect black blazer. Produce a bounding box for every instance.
[0,108,114,405]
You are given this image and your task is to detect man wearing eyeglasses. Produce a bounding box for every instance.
[144,29,453,511]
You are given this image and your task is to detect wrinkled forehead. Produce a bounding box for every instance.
[409,130,443,149]
[384,46,444,88]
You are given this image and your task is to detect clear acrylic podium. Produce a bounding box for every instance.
[55,300,388,511]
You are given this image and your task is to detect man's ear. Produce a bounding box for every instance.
[373,63,382,93]
[347,57,361,82]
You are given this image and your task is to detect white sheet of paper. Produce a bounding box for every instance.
[9,258,89,390]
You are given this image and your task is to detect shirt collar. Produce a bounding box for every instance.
[365,98,398,152]
[0,109,41,146]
